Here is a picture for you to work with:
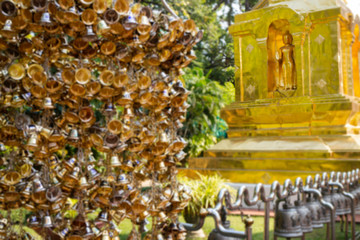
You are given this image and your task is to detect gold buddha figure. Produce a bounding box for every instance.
[277,31,296,90]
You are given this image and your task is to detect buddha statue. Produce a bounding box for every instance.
[276,31,296,90]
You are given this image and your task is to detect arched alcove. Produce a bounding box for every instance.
[267,19,290,92]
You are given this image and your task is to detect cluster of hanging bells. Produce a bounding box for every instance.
[0,0,202,239]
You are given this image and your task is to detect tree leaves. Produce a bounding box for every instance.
[180,67,235,157]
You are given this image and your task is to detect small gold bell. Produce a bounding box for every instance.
[43,97,55,109]
[43,213,53,228]
[26,134,39,151]
[110,154,122,167]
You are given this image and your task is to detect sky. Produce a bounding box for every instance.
[348,0,360,17]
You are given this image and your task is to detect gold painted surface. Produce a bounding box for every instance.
[189,157,360,172]
[179,169,337,185]
[353,22,360,97]
[187,0,360,183]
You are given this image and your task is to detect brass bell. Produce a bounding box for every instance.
[46,186,62,202]
[65,166,81,185]
[43,213,53,228]
[56,167,68,180]
[2,19,13,32]
[32,0,47,10]
[79,176,90,189]
[64,157,77,170]
[104,134,120,148]
[110,154,122,167]
[274,201,302,238]
[102,230,110,240]
[104,9,119,25]
[122,14,138,30]
[98,20,110,33]
[43,97,55,109]
[28,215,41,227]
[138,15,151,36]
[92,225,102,237]
[121,160,133,172]
[33,176,46,193]
[97,210,109,222]
[98,180,112,195]
[83,25,97,42]
[58,226,71,239]
[117,91,132,105]
[88,164,100,180]
[117,173,129,185]
[158,212,167,222]
[0,0,16,17]
[68,128,80,142]
[22,182,32,199]
[103,102,116,117]
[294,200,312,234]
[40,11,53,26]
[26,134,39,151]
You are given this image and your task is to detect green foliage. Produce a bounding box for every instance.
[180,67,235,157]
[178,172,236,221]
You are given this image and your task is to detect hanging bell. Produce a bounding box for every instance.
[104,134,120,148]
[46,186,62,202]
[0,0,16,17]
[32,0,47,10]
[97,210,109,222]
[26,134,39,151]
[117,173,129,185]
[43,97,55,109]
[2,19,13,32]
[117,91,132,105]
[58,226,71,239]
[122,13,138,30]
[158,212,168,222]
[121,160,133,172]
[43,213,53,228]
[110,154,122,167]
[33,176,46,193]
[65,166,81,185]
[79,176,90,189]
[102,230,111,240]
[0,143,5,152]
[64,157,77,170]
[103,101,116,117]
[40,11,53,26]
[84,221,94,238]
[22,182,32,199]
[88,165,100,180]
[294,200,313,234]
[274,201,303,238]
[56,167,68,180]
[104,9,119,24]
[28,215,41,227]
[83,25,97,42]
[68,128,80,142]
[97,19,110,33]
[137,15,151,35]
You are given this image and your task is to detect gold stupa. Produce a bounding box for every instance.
[184,0,360,183]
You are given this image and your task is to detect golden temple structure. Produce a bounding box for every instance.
[183,0,360,183]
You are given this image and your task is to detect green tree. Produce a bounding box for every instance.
[143,0,259,84]
[179,67,234,158]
